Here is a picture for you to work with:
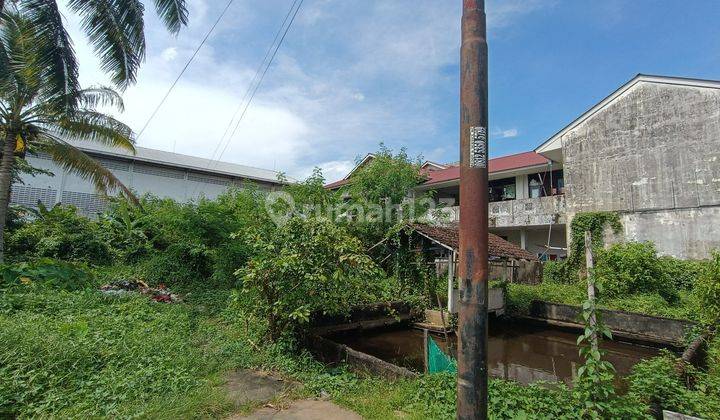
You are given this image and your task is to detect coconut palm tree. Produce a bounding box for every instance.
[2,0,188,94]
[0,12,139,262]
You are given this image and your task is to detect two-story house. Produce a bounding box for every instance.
[327,74,720,260]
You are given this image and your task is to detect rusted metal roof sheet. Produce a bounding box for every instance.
[410,223,539,261]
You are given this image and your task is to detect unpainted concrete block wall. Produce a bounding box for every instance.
[562,81,720,259]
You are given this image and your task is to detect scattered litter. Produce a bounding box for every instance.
[100,279,181,303]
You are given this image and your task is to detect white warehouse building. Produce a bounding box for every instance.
[12,141,287,216]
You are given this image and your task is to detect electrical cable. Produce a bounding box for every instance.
[206,0,300,164]
[136,0,237,140]
[213,0,304,166]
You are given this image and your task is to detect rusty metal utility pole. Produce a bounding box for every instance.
[457,0,489,419]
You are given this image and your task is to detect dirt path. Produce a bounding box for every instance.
[223,369,360,420]
[236,399,361,419]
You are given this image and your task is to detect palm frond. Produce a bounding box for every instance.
[67,0,145,89]
[0,14,16,97]
[19,85,125,126]
[77,86,125,111]
[19,0,80,108]
[153,0,188,34]
[37,133,139,204]
[42,86,125,113]
[0,11,42,98]
[55,110,135,152]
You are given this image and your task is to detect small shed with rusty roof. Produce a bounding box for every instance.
[409,223,538,262]
[406,223,542,313]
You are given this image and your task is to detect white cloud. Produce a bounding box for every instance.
[60,0,548,181]
[160,47,178,61]
[494,128,519,139]
[308,160,355,183]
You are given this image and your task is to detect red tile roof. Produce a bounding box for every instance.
[424,152,550,186]
[410,223,538,261]
[325,151,550,189]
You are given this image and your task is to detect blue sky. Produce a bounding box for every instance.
[69,0,720,181]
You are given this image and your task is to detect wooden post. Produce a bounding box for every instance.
[423,328,429,373]
[584,231,598,351]
[447,251,457,313]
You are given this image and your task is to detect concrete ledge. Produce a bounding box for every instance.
[663,410,702,420]
[306,335,418,380]
[527,300,694,347]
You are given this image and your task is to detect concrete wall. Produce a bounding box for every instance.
[429,195,566,231]
[527,301,694,347]
[489,195,566,228]
[561,81,720,259]
[609,207,720,259]
[13,153,279,216]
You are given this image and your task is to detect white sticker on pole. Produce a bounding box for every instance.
[470,126,487,168]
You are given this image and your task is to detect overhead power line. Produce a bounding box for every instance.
[206,0,301,165]
[136,0,237,140]
[211,0,305,166]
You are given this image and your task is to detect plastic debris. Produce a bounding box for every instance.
[100,279,181,303]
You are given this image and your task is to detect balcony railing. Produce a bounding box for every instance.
[427,195,566,228]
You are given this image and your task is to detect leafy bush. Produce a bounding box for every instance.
[238,217,384,340]
[543,259,574,284]
[571,285,650,419]
[505,281,699,321]
[101,189,273,290]
[0,259,95,292]
[694,251,720,325]
[7,204,111,264]
[628,350,720,418]
[594,242,679,303]
[567,211,622,268]
[402,372,647,419]
[660,256,706,290]
[340,145,435,271]
[505,281,587,315]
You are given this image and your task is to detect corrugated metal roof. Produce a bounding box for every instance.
[68,140,289,184]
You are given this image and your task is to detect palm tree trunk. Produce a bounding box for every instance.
[0,131,17,263]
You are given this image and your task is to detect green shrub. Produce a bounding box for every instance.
[543,259,574,283]
[100,189,274,290]
[660,256,706,290]
[505,281,586,315]
[567,211,622,268]
[594,242,678,303]
[505,281,698,321]
[694,251,720,325]
[402,372,647,419]
[0,259,95,292]
[628,351,720,418]
[7,204,111,264]
[238,217,384,340]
